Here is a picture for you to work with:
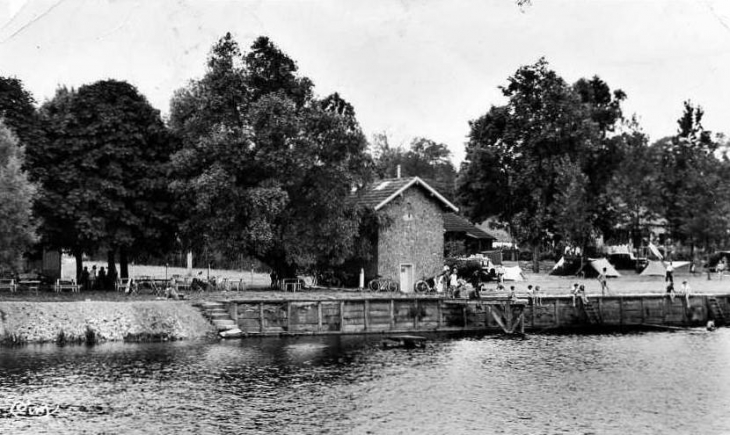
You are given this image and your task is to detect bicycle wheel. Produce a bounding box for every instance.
[414,280,429,293]
[368,279,380,292]
[387,280,399,292]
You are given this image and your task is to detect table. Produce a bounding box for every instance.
[282,278,301,292]
[18,280,41,294]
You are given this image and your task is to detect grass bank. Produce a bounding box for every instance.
[0,301,214,345]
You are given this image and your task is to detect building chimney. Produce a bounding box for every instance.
[396,164,401,179]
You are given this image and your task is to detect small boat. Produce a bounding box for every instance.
[219,327,244,339]
[381,335,427,349]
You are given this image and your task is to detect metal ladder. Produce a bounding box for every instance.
[582,300,602,325]
[708,297,726,326]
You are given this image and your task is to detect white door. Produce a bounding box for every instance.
[400,264,414,293]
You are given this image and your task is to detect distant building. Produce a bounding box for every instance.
[443,213,496,255]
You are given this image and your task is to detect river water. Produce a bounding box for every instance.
[1,329,729,434]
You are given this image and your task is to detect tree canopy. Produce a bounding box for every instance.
[0,77,41,150]
[457,59,628,266]
[371,134,457,198]
[29,80,177,277]
[169,34,372,276]
[0,120,37,273]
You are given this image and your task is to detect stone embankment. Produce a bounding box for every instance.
[0,301,214,345]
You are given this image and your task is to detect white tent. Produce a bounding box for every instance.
[640,260,666,276]
[503,265,525,281]
[551,256,566,273]
[579,258,621,277]
[640,260,690,276]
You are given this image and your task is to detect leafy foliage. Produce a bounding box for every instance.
[0,121,37,273]
[30,81,177,269]
[649,101,730,252]
[371,134,457,198]
[604,126,661,247]
[0,77,42,150]
[457,59,628,266]
[169,34,372,276]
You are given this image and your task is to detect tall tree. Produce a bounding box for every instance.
[170,34,372,277]
[0,121,37,273]
[604,125,662,248]
[372,135,457,198]
[0,77,42,150]
[31,81,177,279]
[652,101,728,257]
[457,59,627,270]
[653,101,718,245]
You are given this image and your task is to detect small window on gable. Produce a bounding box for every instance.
[374,181,391,191]
[403,201,414,221]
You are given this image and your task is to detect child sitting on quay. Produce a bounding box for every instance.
[572,283,589,306]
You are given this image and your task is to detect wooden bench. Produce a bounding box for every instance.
[55,279,79,293]
[0,278,17,292]
[116,277,134,293]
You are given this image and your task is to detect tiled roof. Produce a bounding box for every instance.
[477,219,512,242]
[353,177,458,212]
[444,213,496,240]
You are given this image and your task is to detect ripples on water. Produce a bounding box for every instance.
[1,329,729,434]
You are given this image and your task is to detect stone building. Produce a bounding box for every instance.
[355,176,458,293]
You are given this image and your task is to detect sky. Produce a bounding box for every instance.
[1,0,730,165]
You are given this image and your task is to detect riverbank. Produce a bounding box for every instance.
[0,301,214,345]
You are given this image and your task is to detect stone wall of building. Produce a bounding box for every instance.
[376,188,444,289]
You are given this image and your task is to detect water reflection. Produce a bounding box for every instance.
[0,330,729,434]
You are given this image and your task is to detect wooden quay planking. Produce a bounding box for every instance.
[220,293,730,337]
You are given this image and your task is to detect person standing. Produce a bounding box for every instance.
[718,258,727,281]
[666,282,676,301]
[681,280,692,306]
[97,267,107,290]
[534,285,543,306]
[81,266,90,292]
[496,264,505,284]
[90,265,97,290]
[449,267,459,298]
[665,261,674,284]
[597,267,609,296]
[441,266,450,296]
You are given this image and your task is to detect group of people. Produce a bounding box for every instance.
[79,265,118,291]
[429,263,701,307]
[662,261,692,302]
[435,266,466,298]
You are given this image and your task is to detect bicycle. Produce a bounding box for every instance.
[414,276,437,294]
[315,269,342,289]
[368,277,399,292]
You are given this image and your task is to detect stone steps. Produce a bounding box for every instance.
[196,301,239,333]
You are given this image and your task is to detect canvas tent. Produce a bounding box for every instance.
[551,256,565,273]
[577,258,621,278]
[640,260,690,276]
[502,265,525,281]
[640,260,666,276]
